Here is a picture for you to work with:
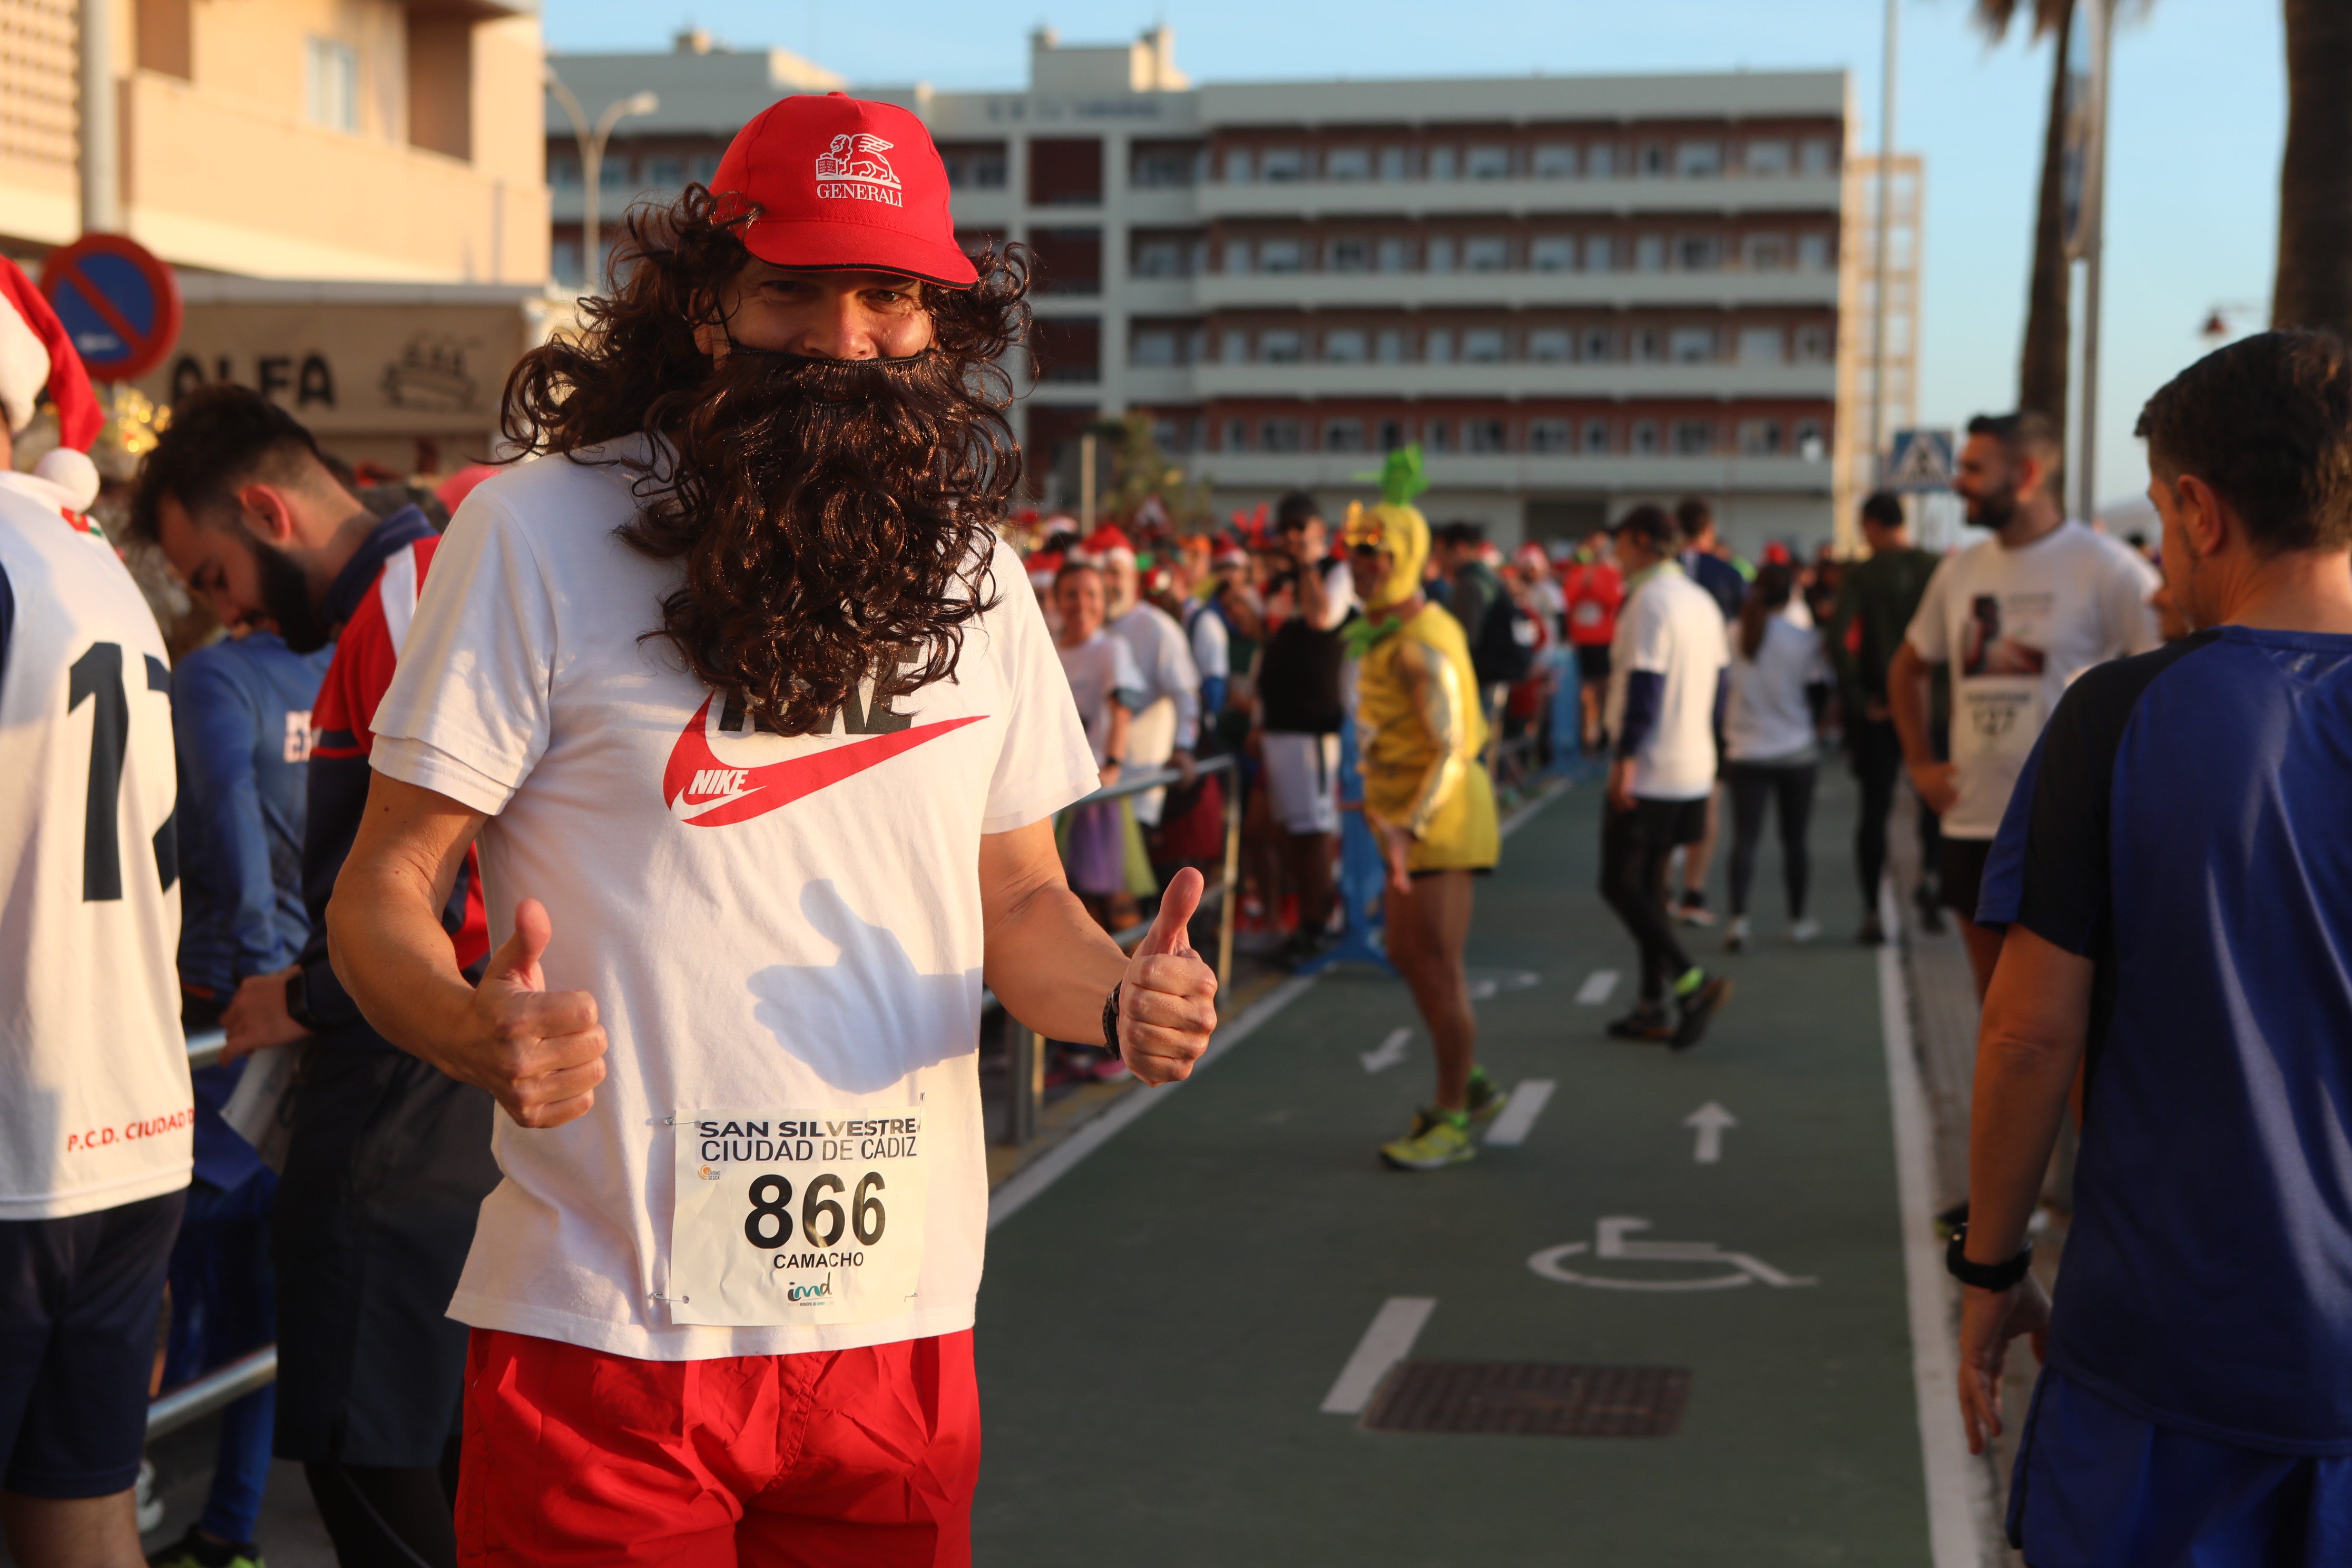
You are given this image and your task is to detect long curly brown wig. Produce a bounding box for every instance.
[500,185,1032,735]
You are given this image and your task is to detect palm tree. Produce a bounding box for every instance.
[1972,0,2080,427]
[2273,0,2352,336]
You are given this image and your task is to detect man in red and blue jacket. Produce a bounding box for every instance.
[132,385,494,1567]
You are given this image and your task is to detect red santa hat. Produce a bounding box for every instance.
[2,257,104,509]
[1077,523,1135,565]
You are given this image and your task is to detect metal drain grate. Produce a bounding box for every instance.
[1360,1361,1690,1437]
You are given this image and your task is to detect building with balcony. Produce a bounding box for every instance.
[542,27,1868,554]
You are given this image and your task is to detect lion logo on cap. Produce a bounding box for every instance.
[815,133,903,207]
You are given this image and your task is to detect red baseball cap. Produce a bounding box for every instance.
[711,92,977,288]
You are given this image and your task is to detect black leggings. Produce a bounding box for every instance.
[1726,761,1818,919]
[303,1437,462,1568]
[1599,798,1700,1003]
[1850,719,1942,905]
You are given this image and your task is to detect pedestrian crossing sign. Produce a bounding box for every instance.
[1883,428,1956,492]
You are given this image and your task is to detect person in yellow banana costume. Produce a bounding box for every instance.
[1341,449,1506,1171]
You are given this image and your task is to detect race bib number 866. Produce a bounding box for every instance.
[668,1111,928,1327]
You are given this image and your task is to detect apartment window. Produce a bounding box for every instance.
[1428,146,1458,181]
[1528,418,1571,453]
[1427,237,1457,273]
[1260,238,1305,273]
[1220,329,1250,362]
[1670,326,1718,362]
[1673,419,1717,454]
[1800,138,1836,175]
[305,36,358,133]
[1738,326,1786,364]
[1795,325,1831,362]
[1463,328,1506,363]
[1467,419,1509,453]
[1795,418,1826,457]
[1378,146,1410,180]
[1261,328,1305,362]
[1030,228,1102,295]
[1378,419,1407,451]
[1632,328,1664,363]
[1262,418,1304,453]
[1325,328,1369,363]
[1640,142,1668,177]
[1424,329,1456,364]
[1375,328,1405,363]
[1222,419,1251,452]
[1587,235,1617,271]
[1531,236,1577,272]
[1376,237,1409,272]
[1223,148,1253,182]
[1329,238,1370,272]
[1153,417,1201,453]
[1029,138,1103,205]
[1131,141,1200,187]
[600,157,633,192]
[1325,418,1367,452]
[1424,420,1454,453]
[1631,419,1660,454]
[1798,233,1833,270]
[690,153,721,183]
[1745,139,1791,175]
[1130,328,1181,367]
[1030,317,1101,383]
[1465,236,1510,272]
[1261,146,1307,182]
[1740,419,1785,455]
[1134,236,1197,278]
[1222,239,1253,273]
[1744,233,1790,271]
[548,153,581,189]
[552,237,584,288]
[939,142,1008,189]
[1528,328,1573,362]
[1467,144,1512,180]
[1589,143,1616,178]
[1533,143,1577,178]
[1583,418,1613,454]
[1634,236,1665,272]
[1677,235,1720,271]
[1327,146,1372,181]
[1583,327,1616,361]
[1677,141,1722,178]
[647,156,683,188]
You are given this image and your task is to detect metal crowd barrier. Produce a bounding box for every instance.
[1003,752,1241,1146]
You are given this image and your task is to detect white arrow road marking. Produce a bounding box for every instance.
[1527,1217,1817,1291]
[1321,1297,1435,1414]
[1483,1080,1556,1146]
[1575,969,1620,1005]
[1359,1027,1413,1074]
[1684,1101,1738,1164]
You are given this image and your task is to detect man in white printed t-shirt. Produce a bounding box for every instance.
[1889,411,2158,1000]
[325,94,1217,1565]
[1597,505,1735,1051]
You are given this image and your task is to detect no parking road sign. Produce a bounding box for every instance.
[40,234,183,384]
[1882,427,1956,493]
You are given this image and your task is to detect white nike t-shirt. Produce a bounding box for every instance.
[1904,520,2159,840]
[368,439,1100,1360]
[1603,562,1730,801]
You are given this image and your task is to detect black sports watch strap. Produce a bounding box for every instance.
[1945,1222,2033,1291]
[283,966,326,1034]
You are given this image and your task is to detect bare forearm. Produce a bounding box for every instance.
[985,887,1129,1044]
[1965,1031,2076,1263]
[327,863,480,1067]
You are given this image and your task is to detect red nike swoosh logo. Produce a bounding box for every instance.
[661,695,984,827]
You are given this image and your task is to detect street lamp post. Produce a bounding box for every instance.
[545,71,659,291]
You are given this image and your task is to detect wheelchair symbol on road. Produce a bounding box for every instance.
[1528,1217,1817,1292]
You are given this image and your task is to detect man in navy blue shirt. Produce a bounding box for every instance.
[1961,330,2352,1563]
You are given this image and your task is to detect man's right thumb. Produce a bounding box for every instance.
[491,897,552,989]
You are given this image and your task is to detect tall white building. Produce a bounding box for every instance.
[552,28,1864,555]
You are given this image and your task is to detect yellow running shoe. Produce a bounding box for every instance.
[1381,1108,1476,1171]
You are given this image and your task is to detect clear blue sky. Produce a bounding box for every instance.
[547,0,2285,513]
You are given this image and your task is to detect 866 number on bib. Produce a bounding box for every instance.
[743,1171,889,1250]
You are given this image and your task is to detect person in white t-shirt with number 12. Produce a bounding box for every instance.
[323,94,1217,1565]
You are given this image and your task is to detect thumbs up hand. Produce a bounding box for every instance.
[462,897,609,1129]
[1116,867,1220,1086]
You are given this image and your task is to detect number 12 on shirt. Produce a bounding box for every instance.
[668,1111,929,1327]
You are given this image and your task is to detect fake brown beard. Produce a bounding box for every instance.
[617,349,1018,737]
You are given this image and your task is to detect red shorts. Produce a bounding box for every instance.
[457,1327,979,1567]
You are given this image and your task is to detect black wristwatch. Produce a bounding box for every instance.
[283,966,326,1033]
[1944,1222,2033,1291]
[1102,983,1123,1063]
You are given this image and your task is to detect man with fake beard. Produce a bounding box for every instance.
[131,386,498,1567]
[326,93,1217,1562]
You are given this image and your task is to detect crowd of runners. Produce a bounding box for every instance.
[7,91,2352,1568]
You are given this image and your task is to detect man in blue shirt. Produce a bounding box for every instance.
[1961,330,2352,1563]
[156,626,329,1568]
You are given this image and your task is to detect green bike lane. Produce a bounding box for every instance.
[974,777,1935,1566]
